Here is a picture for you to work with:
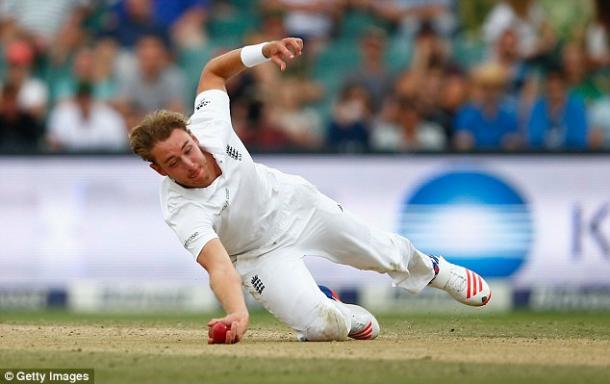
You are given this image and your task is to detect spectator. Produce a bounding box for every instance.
[410,20,460,75]
[2,39,48,120]
[0,0,87,47]
[454,63,520,151]
[47,82,127,151]
[241,27,324,108]
[91,39,121,101]
[161,0,209,49]
[52,44,118,103]
[262,0,343,41]
[491,27,530,97]
[262,0,344,61]
[588,95,610,149]
[269,80,323,149]
[0,83,43,151]
[586,0,610,68]
[258,11,288,42]
[237,99,293,151]
[370,96,446,151]
[110,0,210,48]
[430,72,469,140]
[394,70,420,100]
[483,0,556,60]
[115,34,186,127]
[46,6,89,74]
[488,27,539,131]
[0,0,607,155]
[393,21,462,133]
[562,41,605,103]
[527,68,589,150]
[103,0,170,49]
[342,26,393,112]
[327,83,372,152]
[368,0,457,39]
[413,67,450,141]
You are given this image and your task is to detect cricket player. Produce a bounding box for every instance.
[129,38,491,344]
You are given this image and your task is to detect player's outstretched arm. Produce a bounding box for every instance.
[196,37,303,94]
[197,238,249,344]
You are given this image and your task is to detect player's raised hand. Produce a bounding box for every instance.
[207,311,249,344]
[263,38,304,71]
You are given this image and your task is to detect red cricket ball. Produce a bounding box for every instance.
[209,322,230,344]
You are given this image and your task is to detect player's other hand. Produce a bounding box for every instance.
[207,311,249,344]
[263,38,303,71]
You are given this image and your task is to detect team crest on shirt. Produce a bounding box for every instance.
[226,145,242,161]
[251,275,265,294]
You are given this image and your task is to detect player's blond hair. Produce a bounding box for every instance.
[129,110,191,163]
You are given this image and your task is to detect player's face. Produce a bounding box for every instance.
[149,128,217,188]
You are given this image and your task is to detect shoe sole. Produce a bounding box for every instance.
[481,290,492,306]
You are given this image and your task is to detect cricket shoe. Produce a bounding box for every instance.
[427,256,492,307]
[318,285,380,340]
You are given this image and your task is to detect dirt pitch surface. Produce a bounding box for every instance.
[1,311,608,383]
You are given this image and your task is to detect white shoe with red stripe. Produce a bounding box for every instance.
[318,285,380,340]
[429,256,492,307]
[345,303,380,340]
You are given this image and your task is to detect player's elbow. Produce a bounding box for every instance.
[200,61,216,80]
[197,61,227,93]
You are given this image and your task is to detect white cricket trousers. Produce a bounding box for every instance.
[234,180,435,341]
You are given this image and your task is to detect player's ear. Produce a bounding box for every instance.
[150,162,167,176]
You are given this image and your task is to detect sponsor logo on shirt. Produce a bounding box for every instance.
[195,99,211,111]
[184,232,199,248]
[220,188,230,213]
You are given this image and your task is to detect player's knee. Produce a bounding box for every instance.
[302,302,350,341]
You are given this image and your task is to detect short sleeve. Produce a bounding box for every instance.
[192,89,231,124]
[188,89,233,156]
[165,202,219,260]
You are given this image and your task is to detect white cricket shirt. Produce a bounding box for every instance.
[160,90,315,261]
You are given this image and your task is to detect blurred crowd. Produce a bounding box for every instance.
[1,0,610,153]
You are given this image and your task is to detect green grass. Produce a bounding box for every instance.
[1,311,609,384]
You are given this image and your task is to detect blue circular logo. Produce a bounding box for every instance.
[400,171,533,278]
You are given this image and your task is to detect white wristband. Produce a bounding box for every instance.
[240,42,271,68]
